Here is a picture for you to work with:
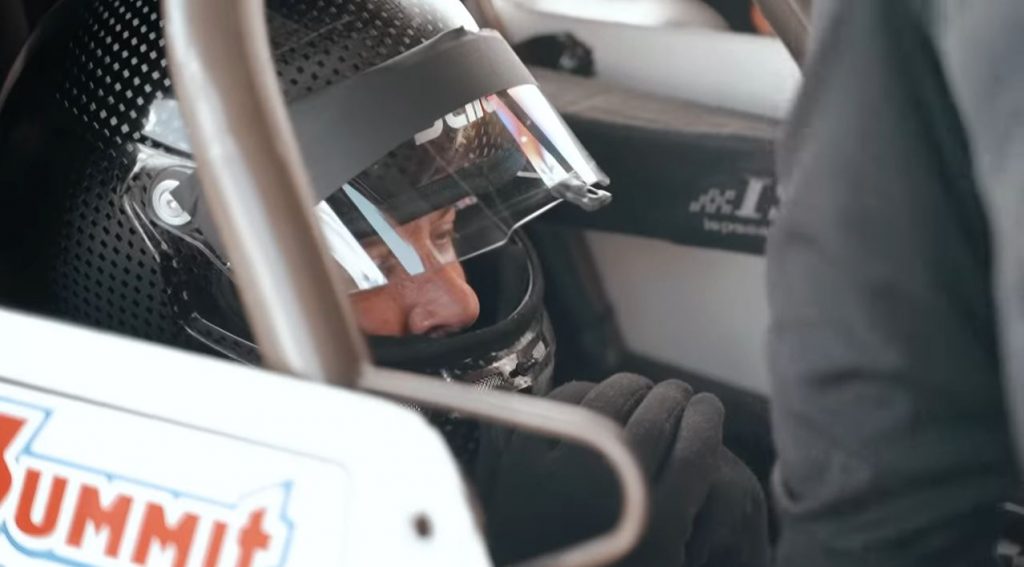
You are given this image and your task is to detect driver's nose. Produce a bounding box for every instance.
[406,263,480,337]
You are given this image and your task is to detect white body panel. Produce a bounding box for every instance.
[0,308,490,566]
[587,231,770,395]
[492,0,801,119]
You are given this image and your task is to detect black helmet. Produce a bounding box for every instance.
[0,0,608,433]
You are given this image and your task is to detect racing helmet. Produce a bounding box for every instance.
[0,0,609,429]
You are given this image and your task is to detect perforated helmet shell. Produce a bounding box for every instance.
[0,0,554,375]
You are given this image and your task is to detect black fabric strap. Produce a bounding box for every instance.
[290,27,537,203]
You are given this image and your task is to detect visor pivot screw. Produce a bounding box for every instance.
[152,179,192,226]
[413,513,433,539]
[513,357,537,377]
[552,178,612,212]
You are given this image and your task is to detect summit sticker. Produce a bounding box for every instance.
[0,401,293,566]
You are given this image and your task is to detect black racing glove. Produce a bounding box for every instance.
[475,372,769,566]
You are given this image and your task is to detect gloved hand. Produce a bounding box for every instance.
[475,373,769,566]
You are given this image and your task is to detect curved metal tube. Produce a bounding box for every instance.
[753,0,810,66]
[162,0,648,565]
[465,0,511,39]
[162,0,367,385]
[364,368,649,567]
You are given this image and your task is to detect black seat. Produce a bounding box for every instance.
[535,67,781,256]
[0,0,29,85]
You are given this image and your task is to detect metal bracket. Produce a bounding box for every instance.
[552,177,613,212]
[753,0,810,67]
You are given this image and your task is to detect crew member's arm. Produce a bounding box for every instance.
[926,0,1024,490]
[767,2,1016,565]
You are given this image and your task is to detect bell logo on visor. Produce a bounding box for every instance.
[414,97,497,145]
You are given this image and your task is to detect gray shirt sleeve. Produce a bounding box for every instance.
[928,0,1024,473]
[767,2,1017,565]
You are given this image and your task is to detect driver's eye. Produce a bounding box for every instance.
[379,256,402,277]
[366,245,399,275]
[431,226,455,247]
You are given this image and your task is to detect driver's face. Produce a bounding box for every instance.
[350,207,481,337]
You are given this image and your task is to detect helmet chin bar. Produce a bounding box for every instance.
[162,1,646,567]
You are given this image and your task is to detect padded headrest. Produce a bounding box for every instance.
[500,0,728,29]
[535,68,781,256]
[494,0,801,119]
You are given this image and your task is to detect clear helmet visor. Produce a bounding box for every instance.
[314,84,608,291]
